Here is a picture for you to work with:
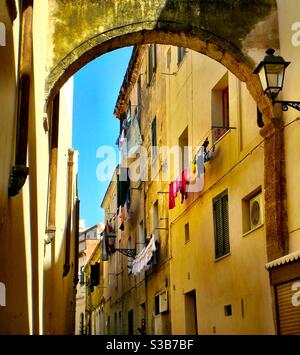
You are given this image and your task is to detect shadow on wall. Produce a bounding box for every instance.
[43,213,77,335]
[0,1,30,335]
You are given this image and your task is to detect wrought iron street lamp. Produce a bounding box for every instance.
[254,48,300,111]
[106,231,136,258]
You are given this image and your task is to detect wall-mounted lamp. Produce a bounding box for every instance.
[254,48,300,112]
[107,232,136,258]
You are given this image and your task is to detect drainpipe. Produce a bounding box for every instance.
[8,0,33,197]
[73,198,80,286]
[45,93,60,243]
[63,149,74,276]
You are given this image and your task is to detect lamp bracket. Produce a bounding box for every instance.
[274,100,300,112]
[114,248,136,257]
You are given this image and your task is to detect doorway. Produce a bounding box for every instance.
[184,289,198,335]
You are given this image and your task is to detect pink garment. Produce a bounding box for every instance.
[175,176,182,196]
[169,182,176,210]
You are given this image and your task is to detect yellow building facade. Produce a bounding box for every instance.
[106,35,300,334]
[75,224,103,335]
[1,0,300,335]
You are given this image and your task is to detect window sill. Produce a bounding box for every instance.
[214,253,231,263]
[242,223,264,238]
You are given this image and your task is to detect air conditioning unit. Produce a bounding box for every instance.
[159,291,168,313]
[249,194,263,229]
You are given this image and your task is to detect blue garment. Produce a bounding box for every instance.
[195,146,205,177]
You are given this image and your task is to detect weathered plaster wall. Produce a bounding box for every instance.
[45,0,278,122]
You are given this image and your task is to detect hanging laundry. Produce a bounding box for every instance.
[117,167,130,207]
[181,168,188,203]
[119,206,125,231]
[105,220,110,234]
[187,163,197,185]
[102,230,108,261]
[175,175,182,196]
[169,181,176,209]
[193,146,205,178]
[204,145,215,162]
[132,235,157,275]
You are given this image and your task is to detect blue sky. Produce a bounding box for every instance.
[72,46,133,228]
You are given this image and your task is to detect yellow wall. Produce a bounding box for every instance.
[110,43,277,335]
[0,0,77,334]
[1,0,300,335]
[43,78,77,335]
[277,0,300,253]
[0,1,31,335]
[164,46,274,334]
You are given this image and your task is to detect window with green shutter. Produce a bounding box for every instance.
[213,191,230,259]
[152,116,157,160]
[147,44,157,85]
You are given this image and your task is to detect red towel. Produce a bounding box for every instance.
[169,182,176,209]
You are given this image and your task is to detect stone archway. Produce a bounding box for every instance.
[45,0,288,263]
[46,0,279,122]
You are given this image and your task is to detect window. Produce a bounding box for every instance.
[177,47,186,66]
[128,310,134,335]
[147,44,157,85]
[179,126,189,172]
[153,201,158,241]
[151,116,157,160]
[211,73,230,142]
[185,223,190,243]
[90,262,100,287]
[136,76,142,126]
[213,191,230,259]
[224,304,232,317]
[242,188,263,234]
[222,87,229,128]
[166,47,171,70]
[80,266,85,285]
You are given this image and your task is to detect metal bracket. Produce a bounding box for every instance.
[274,100,300,112]
[8,165,29,197]
[114,248,136,258]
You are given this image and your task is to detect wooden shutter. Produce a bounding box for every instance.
[152,117,157,159]
[147,46,151,85]
[222,87,229,128]
[152,44,157,73]
[147,45,156,85]
[214,198,223,258]
[91,262,100,286]
[222,194,230,255]
[276,280,300,335]
[213,192,230,258]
